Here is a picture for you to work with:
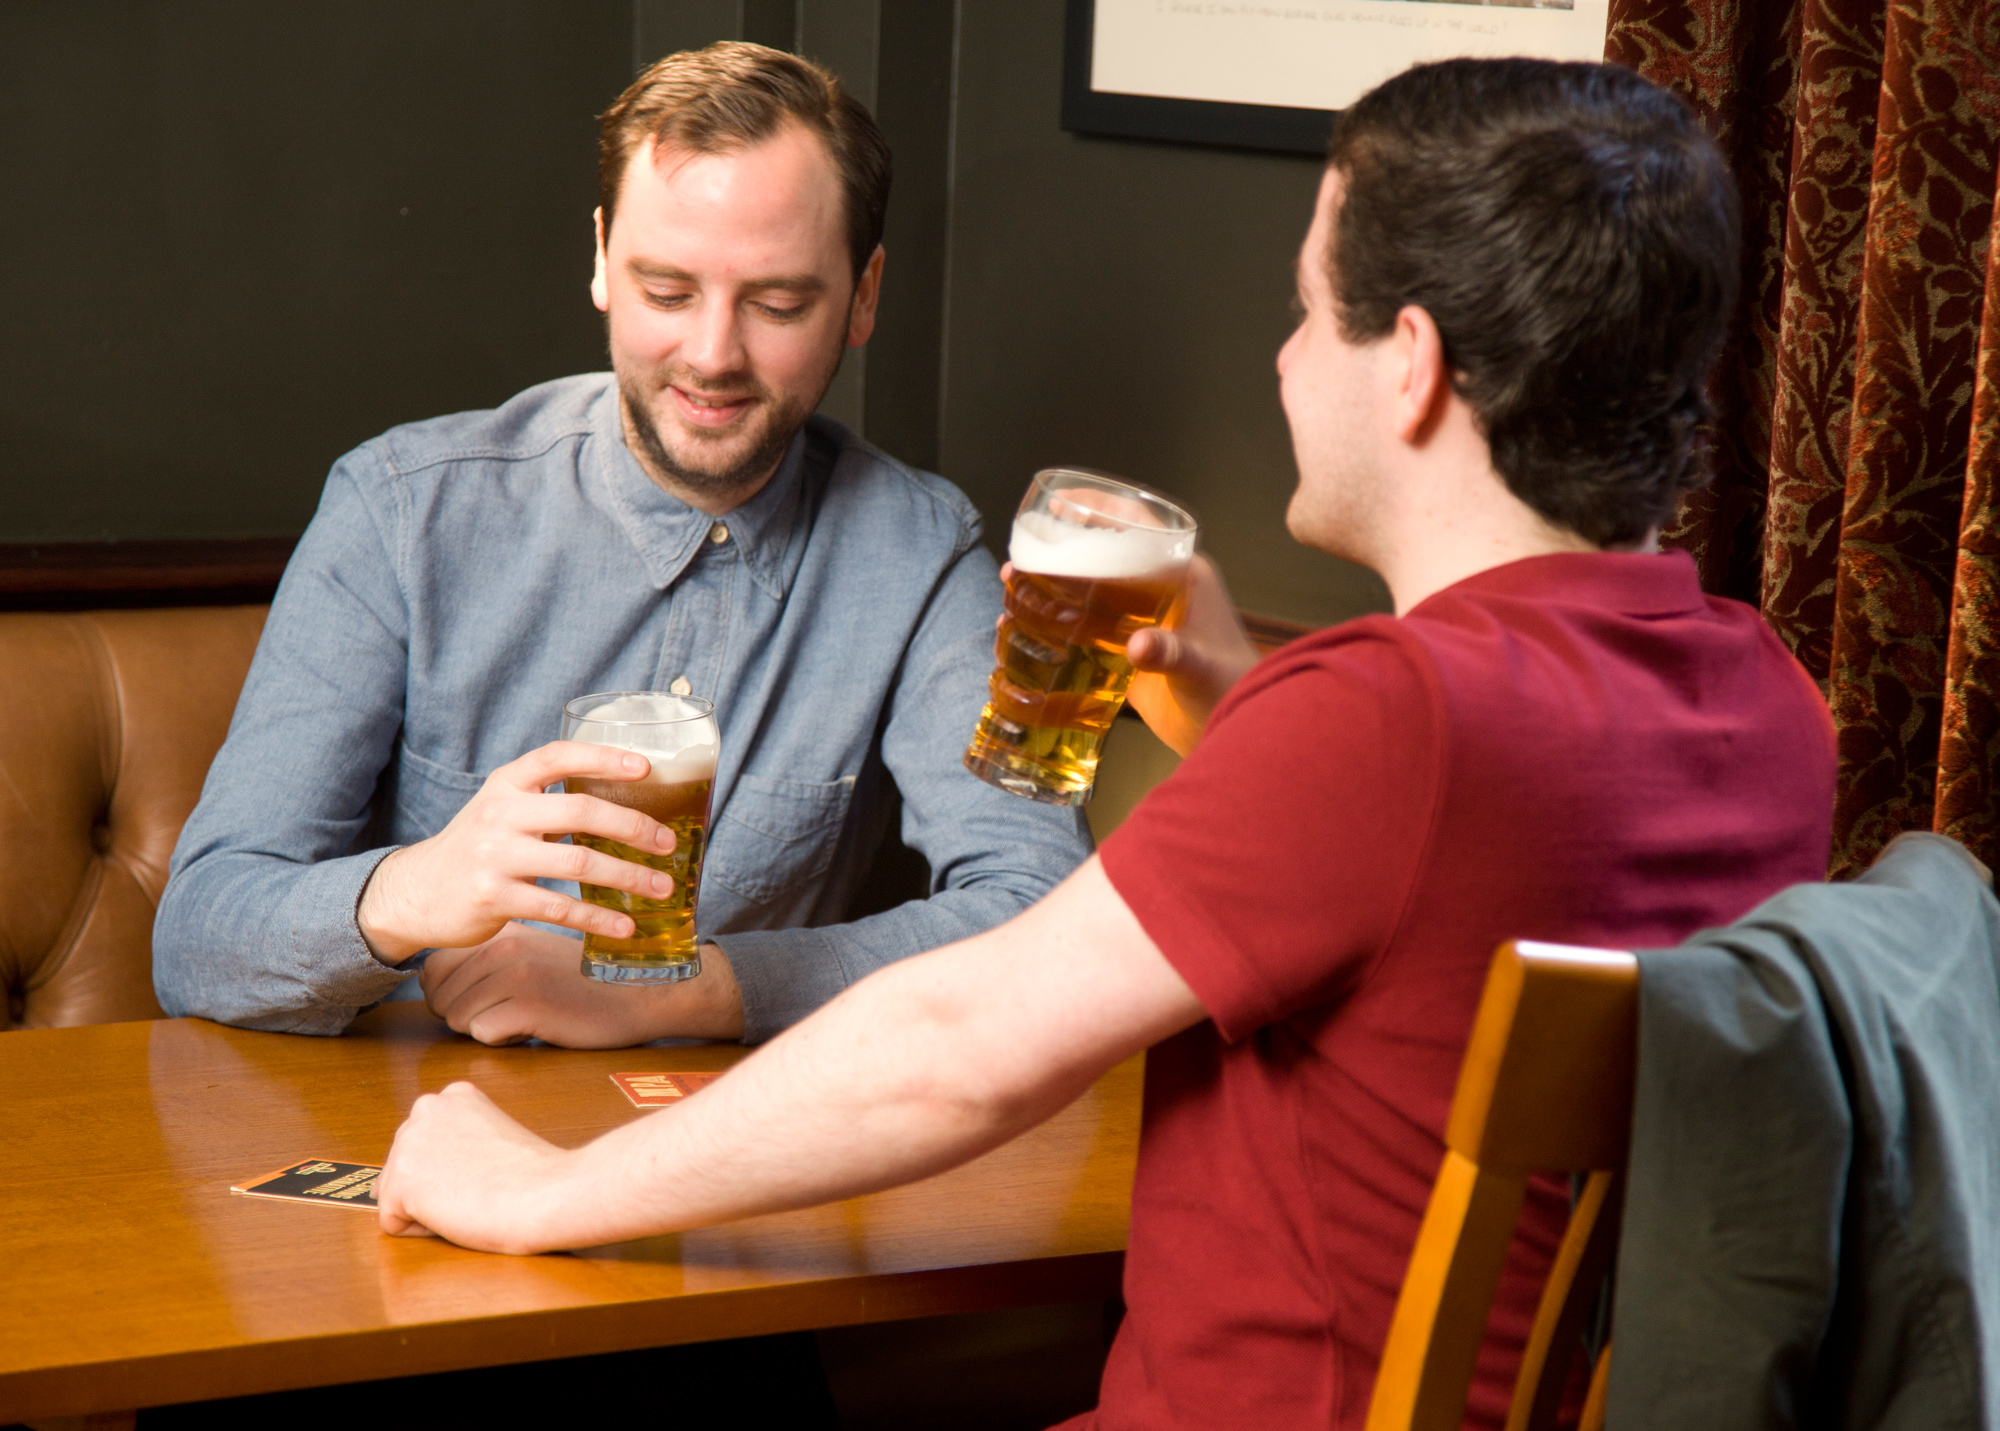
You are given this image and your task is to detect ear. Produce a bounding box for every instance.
[1391,304,1449,445]
[845,245,886,349]
[591,208,610,314]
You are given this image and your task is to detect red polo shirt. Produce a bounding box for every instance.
[1068,551,1835,1430]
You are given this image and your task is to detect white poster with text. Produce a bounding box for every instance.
[1091,0,1613,113]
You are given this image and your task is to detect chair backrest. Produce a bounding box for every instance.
[1366,939,1639,1431]
[0,606,265,1030]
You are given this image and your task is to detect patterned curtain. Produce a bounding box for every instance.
[1606,0,2000,877]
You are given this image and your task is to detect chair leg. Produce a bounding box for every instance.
[1579,1341,1612,1431]
[1505,1170,1622,1431]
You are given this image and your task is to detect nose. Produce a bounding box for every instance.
[679,293,748,382]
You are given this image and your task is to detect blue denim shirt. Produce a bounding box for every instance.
[154,374,1092,1041]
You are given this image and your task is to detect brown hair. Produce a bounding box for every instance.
[598,41,891,280]
[1326,59,1740,547]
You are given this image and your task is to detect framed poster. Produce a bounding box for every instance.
[1062,0,1613,155]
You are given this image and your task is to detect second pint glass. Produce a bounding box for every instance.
[561,691,719,983]
[964,468,1196,805]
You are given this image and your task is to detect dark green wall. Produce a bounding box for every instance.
[0,1,628,542]
[0,1,1386,625]
[938,3,1387,626]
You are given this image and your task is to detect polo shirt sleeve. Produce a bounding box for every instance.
[1097,625,1443,1042]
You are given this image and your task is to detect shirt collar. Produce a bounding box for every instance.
[586,378,814,601]
[1420,549,1710,618]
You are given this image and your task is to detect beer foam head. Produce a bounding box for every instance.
[567,693,718,783]
[1009,508,1195,580]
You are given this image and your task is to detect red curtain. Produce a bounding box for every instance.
[1607,0,2000,876]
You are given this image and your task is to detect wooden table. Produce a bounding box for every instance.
[0,1006,1139,1425]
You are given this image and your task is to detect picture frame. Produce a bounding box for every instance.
[1061,0,1334,156]
[1062,0,1613,157]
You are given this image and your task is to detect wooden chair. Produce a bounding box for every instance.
[1365,939,1639,1431]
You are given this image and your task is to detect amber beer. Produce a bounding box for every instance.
[964,469,1196,804]
[560,692,720,983]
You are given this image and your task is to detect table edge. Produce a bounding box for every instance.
[0,1251,1125,1421]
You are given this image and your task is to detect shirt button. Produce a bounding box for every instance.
[709,523,729,544]
[669,676,693,696]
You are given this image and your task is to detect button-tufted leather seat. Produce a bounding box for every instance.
[0,606,265,1030]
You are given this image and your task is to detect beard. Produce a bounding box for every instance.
[617,355,836,504]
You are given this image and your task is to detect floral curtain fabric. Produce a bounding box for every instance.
[1608,0,2000,875]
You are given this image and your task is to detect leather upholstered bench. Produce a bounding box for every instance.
[0,606,265,1031]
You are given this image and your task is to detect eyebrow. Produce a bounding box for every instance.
[625,259,827,295]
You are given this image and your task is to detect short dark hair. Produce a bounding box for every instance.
[598,42,892,281]
[1325,59,1740,547]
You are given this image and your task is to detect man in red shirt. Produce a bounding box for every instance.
[375,58,1836,1429]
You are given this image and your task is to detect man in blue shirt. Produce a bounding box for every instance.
[155,42,1091,1048]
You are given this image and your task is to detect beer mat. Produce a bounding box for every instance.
[611,1071,722,1107]
[230,1159,382,1209]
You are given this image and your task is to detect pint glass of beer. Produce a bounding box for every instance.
[560,691,719,984]
[963,468,1196,805]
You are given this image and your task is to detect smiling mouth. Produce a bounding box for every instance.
[676,383,760,433]
[669,385,756,430]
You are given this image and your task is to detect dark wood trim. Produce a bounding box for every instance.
[1240,609,1315,655]
[0,541,1318,654]
[0,537,299,594]
[0,537,298,610]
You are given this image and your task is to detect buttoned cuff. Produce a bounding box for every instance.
[706,927,848,1044]
[280,845,416,1033]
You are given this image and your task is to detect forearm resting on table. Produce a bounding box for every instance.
[417,923,746,1048]
[522,858,1201,1250]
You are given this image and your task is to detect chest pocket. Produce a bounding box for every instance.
[392,742,487,840]
[705,772,856,906]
